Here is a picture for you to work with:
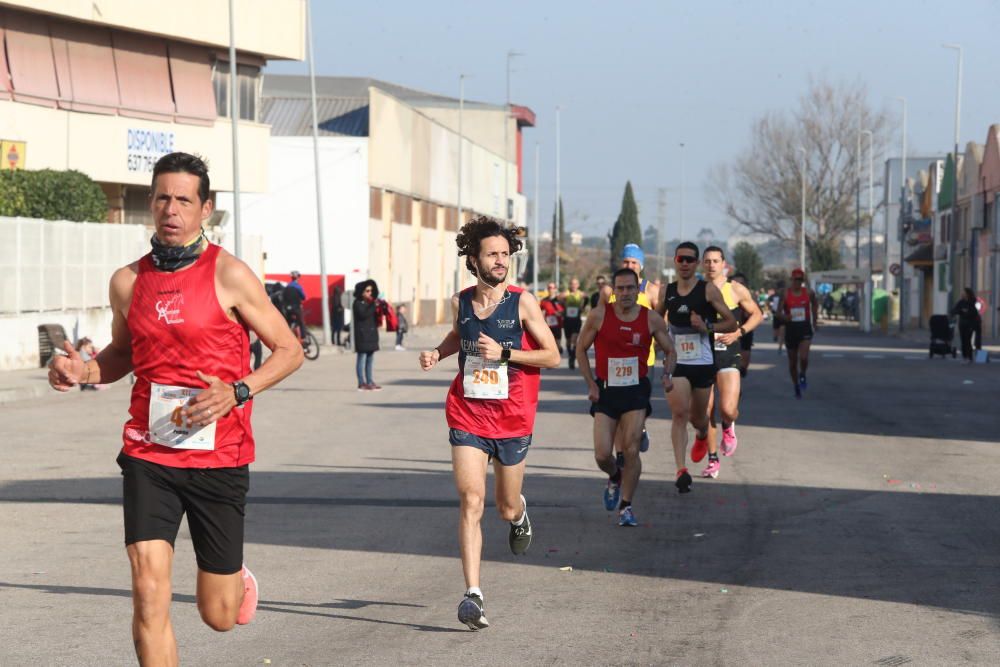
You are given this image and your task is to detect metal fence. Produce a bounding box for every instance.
[0,217,149,314]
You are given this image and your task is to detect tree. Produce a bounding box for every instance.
[608,181,642,272]
[809,238,843,271]
[731,241,764,288]
[709,77,893,269]
[0,169,107,221]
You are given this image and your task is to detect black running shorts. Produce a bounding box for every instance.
[784,323,813,350]
[563,318,582,335]
[449,429,531,466]
[589,376,652,420]
[714,343,742,373]
[672,363,716,389]
[117,452,249,575]
[740,331,754,350]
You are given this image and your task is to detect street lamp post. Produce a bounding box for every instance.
[798,146,807,270]
[943,43,963,306]
[897,96,907,332]
[554,105,561,287]
[679,142,686,242]
[227,0,241,258]
[455,73,466,294]
[533,143,540,294]
[504,50,523,223]
[856,127,862,269]
[305,0,331,344]
[861,129,873,270]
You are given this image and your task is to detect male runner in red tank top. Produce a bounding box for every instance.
[576,268,675,526]
[48,153,303,664]
[777,268,818,399]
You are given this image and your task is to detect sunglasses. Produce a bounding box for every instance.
[675,255,698,264]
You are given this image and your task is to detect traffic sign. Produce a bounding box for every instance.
[889,263,901,276]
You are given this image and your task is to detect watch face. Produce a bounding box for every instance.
[235,383,250,402]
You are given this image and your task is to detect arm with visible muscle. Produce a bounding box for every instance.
[576,303,605,402]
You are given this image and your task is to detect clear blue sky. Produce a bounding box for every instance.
[267,0,1000,241]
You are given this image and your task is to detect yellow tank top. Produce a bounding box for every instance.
[609,282,656,365]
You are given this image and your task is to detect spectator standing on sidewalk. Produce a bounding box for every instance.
[331,285,345,346]
[353,280,382,390]
[951,287,983,362]
[395,304,410,350]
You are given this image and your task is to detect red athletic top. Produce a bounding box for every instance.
[782,288,813,325]
[121,244,254,468]
[446,285,541,438]
[539,297,564,328]
[595,306,651,381]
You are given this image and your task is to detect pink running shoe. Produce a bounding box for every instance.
[236,564,259,625]
[721,426,738,457]
[701,459,720,479]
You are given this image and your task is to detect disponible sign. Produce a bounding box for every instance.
[127,129,175,173]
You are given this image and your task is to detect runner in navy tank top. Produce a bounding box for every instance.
[47,153,303,661]
[420,216,560,631]
[575,268,675,527]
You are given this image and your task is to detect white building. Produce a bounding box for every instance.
[226,75,535,325]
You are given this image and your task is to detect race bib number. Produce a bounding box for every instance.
[545,315,559,327]
[675,333,701,362]
[607,357,639,387]
[791,307,807,322]
[148,383,216,450]
[566,307,580,318]
[463,355,509,400]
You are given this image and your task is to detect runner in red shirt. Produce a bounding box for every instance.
[48,153,303,663]
[575,268,675,526]
[420,216,559,630]
[777,268,818,398]
[539,281,566,355]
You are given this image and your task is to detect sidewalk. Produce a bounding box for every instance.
[0,324,453,406]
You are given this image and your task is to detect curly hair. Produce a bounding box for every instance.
[455,215,523,277]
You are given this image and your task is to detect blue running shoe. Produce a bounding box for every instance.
[604,478,621,511]
[795,383,802,399]
[799,373,807,390]
[639,429,650,453]
[618,506,637,527]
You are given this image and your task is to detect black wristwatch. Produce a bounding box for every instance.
[232,380,252,406]
[500,348,512,363]
[738,326,747,337]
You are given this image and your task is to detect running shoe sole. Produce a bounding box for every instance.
[721,429,738,457]
[618,507,638,527]
[603,480,621,511]
[458,596,489,630]
[701,462,720,479]
[676,470,693,494]
[236,564,259,625]
[691,436,708,463]
[640,429,650,453]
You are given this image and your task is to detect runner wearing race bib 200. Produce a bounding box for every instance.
[419,216,560,631]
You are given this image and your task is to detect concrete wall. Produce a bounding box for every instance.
[0,307,114,370]
[0,100,270,192]
[6,0,305,60]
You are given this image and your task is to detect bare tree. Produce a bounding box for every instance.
[708,77,893,264]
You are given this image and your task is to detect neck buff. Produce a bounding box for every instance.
[150,230,206,272]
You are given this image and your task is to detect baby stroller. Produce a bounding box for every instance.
[928,314,957,358]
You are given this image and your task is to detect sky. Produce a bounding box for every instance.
[267,0,1000,242]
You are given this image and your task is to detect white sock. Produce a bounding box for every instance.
[466,586,483,600]
[511,497,527,525]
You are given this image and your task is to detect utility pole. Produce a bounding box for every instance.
[554,105,561,287]
[679,142,686,242]
[943,43,963,306]
[798,146,807,270]
[504,50,523,223]
[657,187,667,279]
[305,0,331,344]
[855,127,862,269]
[533,143,540,294]
[227,0,241,258]
[862,130,873,270]
[456,74,465,293]
[898,96,907,332]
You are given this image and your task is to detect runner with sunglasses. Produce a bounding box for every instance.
[656,242,737,493]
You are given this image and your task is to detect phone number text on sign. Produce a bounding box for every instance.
[127,129,175,173]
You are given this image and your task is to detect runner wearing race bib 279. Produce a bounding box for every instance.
[575,268,675,527]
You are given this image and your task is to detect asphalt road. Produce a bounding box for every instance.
[1,324,998,666]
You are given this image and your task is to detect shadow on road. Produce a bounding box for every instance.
[3,468,998,619]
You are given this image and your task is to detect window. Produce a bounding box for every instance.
[123,186,151,226]
[422,202,437,229]
[392,193,411,225]
[444,206,458,232]
[212,60,260,121]
[369,187,382,219]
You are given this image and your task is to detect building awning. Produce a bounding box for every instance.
[112,32,176,121]
[904,244,933,265]
[0,20,11,100]
[168,42,217,126]
[4,10,60,107]
[50,22,120,115]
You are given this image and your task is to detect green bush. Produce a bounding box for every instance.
[0,169,107,222]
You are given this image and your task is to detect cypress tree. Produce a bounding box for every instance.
[610,181,641,270]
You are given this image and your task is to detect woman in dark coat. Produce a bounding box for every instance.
[353,279,381,390]
[950,287,982,362]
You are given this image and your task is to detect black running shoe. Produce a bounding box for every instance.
[457,593,489,630]
[675,468,693,494]
[508,494,532,555]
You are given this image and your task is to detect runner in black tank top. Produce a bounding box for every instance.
[656,242,737,494]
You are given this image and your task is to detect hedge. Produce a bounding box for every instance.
[0,169,108,222]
